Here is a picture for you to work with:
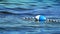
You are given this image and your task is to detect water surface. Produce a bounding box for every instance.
[0,0,60,34]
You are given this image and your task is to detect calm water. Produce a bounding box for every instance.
[0,0,60,34]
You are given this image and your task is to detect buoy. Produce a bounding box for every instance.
[35,15,46,21]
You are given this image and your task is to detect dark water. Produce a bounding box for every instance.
[0,0,60,34]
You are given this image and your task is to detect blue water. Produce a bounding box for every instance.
[0,0,60,34]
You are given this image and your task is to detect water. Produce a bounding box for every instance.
[0,0,60,34]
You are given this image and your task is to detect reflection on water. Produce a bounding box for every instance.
[0,0,60,34]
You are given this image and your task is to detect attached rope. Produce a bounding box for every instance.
[21,15,60,23]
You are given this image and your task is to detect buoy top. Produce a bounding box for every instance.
[35,15,46,21]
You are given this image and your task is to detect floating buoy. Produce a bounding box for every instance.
[35,15,46,21]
